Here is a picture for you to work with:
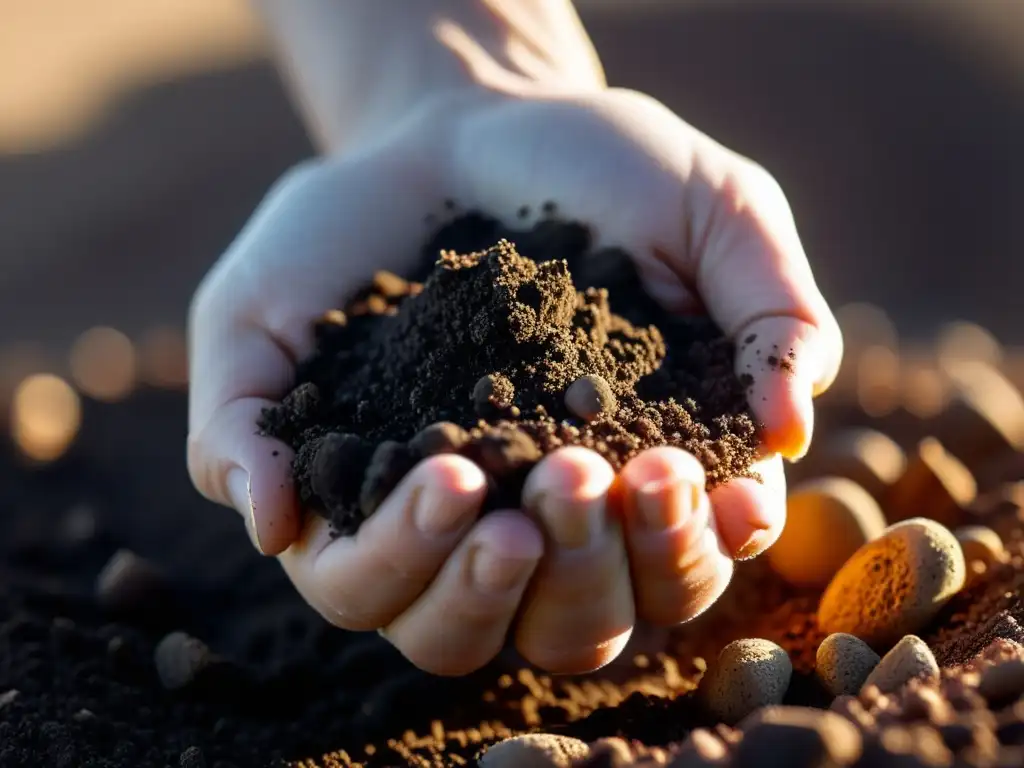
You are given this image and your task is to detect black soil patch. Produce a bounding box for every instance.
[259,213,760,535]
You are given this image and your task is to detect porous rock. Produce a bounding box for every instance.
[817,518,966,650]
[478,733,589,767]
[816,633,881,698]
[703,638,793,724]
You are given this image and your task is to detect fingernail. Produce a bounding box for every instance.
[633,478,699,531]
[734,527,774,561]
[227,467,264,555]
[468,544,536,593]
[413,481,474,537]
[534,492,607,549]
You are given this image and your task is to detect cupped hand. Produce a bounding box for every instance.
[187,85,841,676]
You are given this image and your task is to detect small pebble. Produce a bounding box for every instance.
[371,270,410,299]
[478,733,589,767]
[154,632,214,691]
[817,518,966,649]
[954,525,1007,571]
[816,633,881,698]
[733,706,863,767]
[977,658,1024,706]
[72,709,96,723]
[408,421,469,456]
[95,549,168,614]
[808,428,907,501]
[861,635,939,694]
[179,746,207,768]
[472,373,515,417]
[0,689,18,710]
[671,728,729,765]
[564,374,617,422]
[934,360,1024,468]
[885,438,976,529]
[703,638,793,724]
[768,477,887,588]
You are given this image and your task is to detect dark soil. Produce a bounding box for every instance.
[259,212,760,535]
[1,382,1023,767]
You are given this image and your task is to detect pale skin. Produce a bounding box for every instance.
[187,0,843,676]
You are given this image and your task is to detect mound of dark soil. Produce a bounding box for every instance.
[260,213,761,535]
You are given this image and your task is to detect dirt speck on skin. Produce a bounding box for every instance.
[260,213,762,536]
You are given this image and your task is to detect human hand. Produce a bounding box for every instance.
[187,83,841,676]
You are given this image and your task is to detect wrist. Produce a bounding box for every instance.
[255,0,606,153]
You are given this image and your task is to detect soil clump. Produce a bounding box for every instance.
[260,213,760,535]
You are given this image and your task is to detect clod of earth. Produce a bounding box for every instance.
[260,216,761,536]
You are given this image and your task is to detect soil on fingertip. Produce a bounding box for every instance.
[258,211,763,535]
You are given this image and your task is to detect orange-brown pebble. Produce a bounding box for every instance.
[478,733,589,767]
[933,360,1024,469]
[861,635,939,694]
[884,437,976,528]
[702,639,793,724]
[803,428,906,502]
[817,518,966,650]
[954,525,1007,573]
[734,707,863,766]
[767,477,887,588]
[816,633,881,698]
[564,374,616,422]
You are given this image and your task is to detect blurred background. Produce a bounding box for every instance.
[1,0,1022,461]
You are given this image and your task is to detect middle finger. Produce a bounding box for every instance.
[514,446,635,674]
